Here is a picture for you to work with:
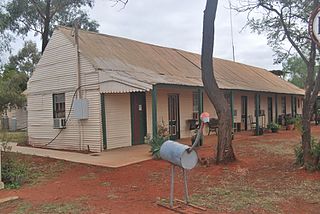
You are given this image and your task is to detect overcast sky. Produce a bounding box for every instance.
[8,0,281,70]
[88,0,281,70]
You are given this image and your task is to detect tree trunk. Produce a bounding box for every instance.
[41,0,51,54]
[201,0,235,163]
[301,33,317,167]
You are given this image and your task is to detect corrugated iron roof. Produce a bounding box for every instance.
[58,26,304,95]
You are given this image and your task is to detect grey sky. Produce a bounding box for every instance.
[89,0,281,70]
[7,0,281,70]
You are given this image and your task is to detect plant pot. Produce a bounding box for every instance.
[271,128,278,133]
[286,124,294,130]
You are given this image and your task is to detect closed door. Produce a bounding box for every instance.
[168,94,180,140]
[131,92,147,145]
[241,96,248,130]
[268,97,273,124]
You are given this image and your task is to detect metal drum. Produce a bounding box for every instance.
[160,140,198,170]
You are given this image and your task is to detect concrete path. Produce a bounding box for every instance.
[8,143,152,168]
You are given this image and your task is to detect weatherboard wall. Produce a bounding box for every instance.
[27,30,102,152]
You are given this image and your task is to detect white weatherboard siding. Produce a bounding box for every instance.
[105,93,131,149]
[27,30,102,152]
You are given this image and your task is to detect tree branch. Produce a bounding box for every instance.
[258,3,309,65]
[30,0,46,20]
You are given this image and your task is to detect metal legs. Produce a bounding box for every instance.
[183,169,189,204]
[169,165,189,208]
[170,165,175,208]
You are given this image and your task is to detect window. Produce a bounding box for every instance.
[53,93,65,119]
[281,96,286,115]
[298,98,300,108]
[192,92,199,119]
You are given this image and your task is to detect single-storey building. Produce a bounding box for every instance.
[26,26,304,152]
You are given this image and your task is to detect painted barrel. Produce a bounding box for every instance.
[160,140,198,170]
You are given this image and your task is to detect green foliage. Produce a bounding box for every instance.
[282,55,308,89]
[237,0,313,64]
[0,70,27,112]
[0,131,27,145]
[1,0,99,52]
[267,122,280,132]
[6,41,40,77]
[145,121,170,159]
[295,137,320,170]
[1,149,29,189]
[286,117,296,125]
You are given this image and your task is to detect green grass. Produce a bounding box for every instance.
[0,131,27,144]
[0,199,89,214]
[190,169,320,213]
[1,152,70,189]
[37,202,88,214]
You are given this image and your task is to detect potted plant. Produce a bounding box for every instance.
[268,122,280,133]
[286,117,295,130]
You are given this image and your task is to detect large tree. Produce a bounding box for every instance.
[1,0,99,53]
[202,0,236,163]
[6,41,40,77]
[0,41,39,113]
[237,0,320,168]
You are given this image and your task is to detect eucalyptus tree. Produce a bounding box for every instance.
[236,0,320,168]
[1,0,99,53]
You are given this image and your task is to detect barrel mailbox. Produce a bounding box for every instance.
[160,140,198,170]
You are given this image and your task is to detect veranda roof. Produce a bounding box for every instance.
[58,26,304,95]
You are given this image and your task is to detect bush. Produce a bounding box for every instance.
[1,142,29,189]
[145,121,170,159]
[295,137,320,170]
[1,153,29,188]
[267,122,280,132]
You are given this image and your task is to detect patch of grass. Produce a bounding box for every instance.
[37,202,88,214]
[190,168,320,213]
[79,172,96,180]
[252,141,297,155]
[27,159,69,186]
[101,181,111,187]
[12,201,33,214]
[0,199,32,214]
[107,194,119,200]
[1,152,70,189]
[0,131,27,144]
[191,185,279,212]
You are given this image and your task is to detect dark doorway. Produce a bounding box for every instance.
[241,96,248,130]
[268,97,273,124]
[131,92,147,145]
[168,94,180,140]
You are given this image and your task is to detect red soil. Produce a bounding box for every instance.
[1,127,320,213]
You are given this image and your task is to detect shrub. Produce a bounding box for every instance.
[286,117,296,125]
[295,137,320,170]
[145,121,170,159]
[1,142,29,189]
[1,153,29,188]
[267,122,280,132]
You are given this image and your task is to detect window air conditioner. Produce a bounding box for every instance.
[53,118,66,129]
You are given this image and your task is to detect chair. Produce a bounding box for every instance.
[208,118,219,135]
[248,115,256,130]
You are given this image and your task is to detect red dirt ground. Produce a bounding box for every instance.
[1,127,320,213]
